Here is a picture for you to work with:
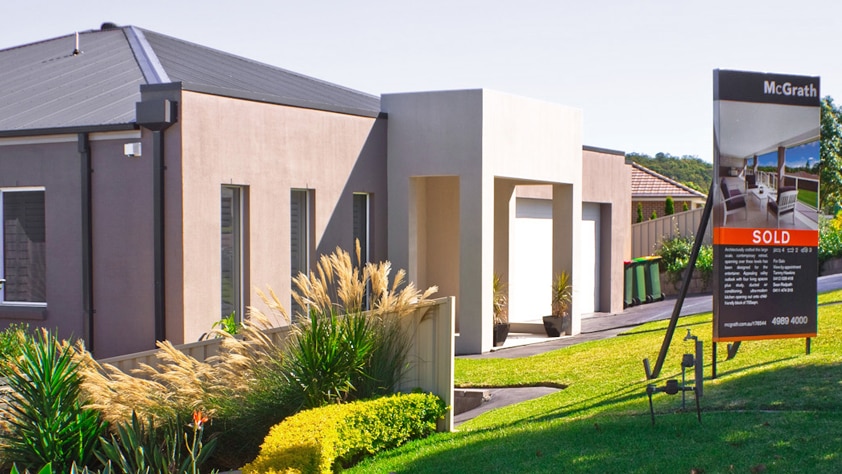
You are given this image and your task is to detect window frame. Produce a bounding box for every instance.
[352,192,371,309]
[0,186,47,307]
[221,185,244,322]
[290,189,314,319]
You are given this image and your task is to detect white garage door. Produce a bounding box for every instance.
[509,199,552,322]
[510,199,602,321]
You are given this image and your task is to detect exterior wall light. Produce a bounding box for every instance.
[124,142,142,158]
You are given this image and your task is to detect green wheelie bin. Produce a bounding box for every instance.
[624,261,634,307]
[631,257,647,305]
[643,256,665,302]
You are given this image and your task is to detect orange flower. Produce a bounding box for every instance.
[192,410,209,429]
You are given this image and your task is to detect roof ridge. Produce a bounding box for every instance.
[631,162,707,197]
[124,26,169,84]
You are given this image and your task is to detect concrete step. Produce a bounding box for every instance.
[509,321,545,334]
[453,388,490,415]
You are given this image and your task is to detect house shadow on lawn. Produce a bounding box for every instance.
[357,362,842,473]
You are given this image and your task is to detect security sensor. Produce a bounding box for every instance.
[124,142,142,157]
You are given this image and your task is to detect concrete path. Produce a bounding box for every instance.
[460,292,714,360]
[453,274,842,425]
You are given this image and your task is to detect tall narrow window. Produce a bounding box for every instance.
[352,193,370,265]
[221,186,242,321]
[290,189,311,318]
[1,189,46,304]
[352,193,371,309]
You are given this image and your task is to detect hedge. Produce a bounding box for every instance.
[241,393,447,474]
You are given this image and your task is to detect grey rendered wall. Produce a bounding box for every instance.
[0,139,84,342]
[90,135,158,357]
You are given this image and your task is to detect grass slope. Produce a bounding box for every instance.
[350,291,842,473]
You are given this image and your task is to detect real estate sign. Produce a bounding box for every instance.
[712,69,820,342]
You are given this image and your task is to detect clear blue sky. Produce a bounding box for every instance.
[2,1,838,163]
[759,141,820,169]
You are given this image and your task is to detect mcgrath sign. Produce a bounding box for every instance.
[712,69,820,341]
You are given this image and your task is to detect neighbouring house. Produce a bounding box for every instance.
[0,23,631,357]
[631,161,707,223]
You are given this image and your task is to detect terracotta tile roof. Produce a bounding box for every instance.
[631,162,707,199]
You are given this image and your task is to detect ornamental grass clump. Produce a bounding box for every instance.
[75,310,291,471]
[274,242,438,410]
[288,241,437,319]
[73,243,437,471]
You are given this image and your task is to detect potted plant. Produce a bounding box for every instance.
[543,271,572,337]
[492,273,510,347]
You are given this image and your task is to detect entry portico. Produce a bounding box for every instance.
[383,89,583,354]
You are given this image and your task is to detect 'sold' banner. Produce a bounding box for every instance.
[712,69,820,342]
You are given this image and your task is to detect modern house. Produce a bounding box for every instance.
[0,23,631,357]
[631,162,707,223]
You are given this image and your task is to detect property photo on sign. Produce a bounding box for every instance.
[712,69,820,342]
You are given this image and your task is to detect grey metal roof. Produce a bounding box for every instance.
[0,24,381,135]
[139,28,381,116]
[0,28,144,133]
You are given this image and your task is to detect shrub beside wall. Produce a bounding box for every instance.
[655,235,713,295]
[819,214,842,274]
[242,393,447,474]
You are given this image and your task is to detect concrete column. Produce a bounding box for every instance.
[553,183,582,335]
[388,175,411,284]
[456,173,493,354]
[494,180,516,306]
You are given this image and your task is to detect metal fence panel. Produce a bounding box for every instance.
[632,208,711,258]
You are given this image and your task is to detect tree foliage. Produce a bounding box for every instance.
[627,152,713,193]
[820,96,842,213]
[636,202,644,223]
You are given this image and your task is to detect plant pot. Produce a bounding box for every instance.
[542,315,571,337]
[493,323,510,347]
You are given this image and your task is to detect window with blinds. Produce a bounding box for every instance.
[1,189,46,304]
[221,186,242,321]
[290,189,312,319]
[353,193,370,309]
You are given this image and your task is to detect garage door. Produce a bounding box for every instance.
[509,198,552,322]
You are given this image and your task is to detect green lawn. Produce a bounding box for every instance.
[798,189,818,208]
[349,290,842,473]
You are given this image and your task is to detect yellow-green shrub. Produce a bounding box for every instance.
[241,393,447,474]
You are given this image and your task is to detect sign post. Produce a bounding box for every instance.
[712,70,820,356]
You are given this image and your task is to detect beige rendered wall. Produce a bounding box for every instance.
[581,148,632,314]
[416,177,461,330]
[383,89,583,354]
[383,90,485,353]
[176,91,386,343]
